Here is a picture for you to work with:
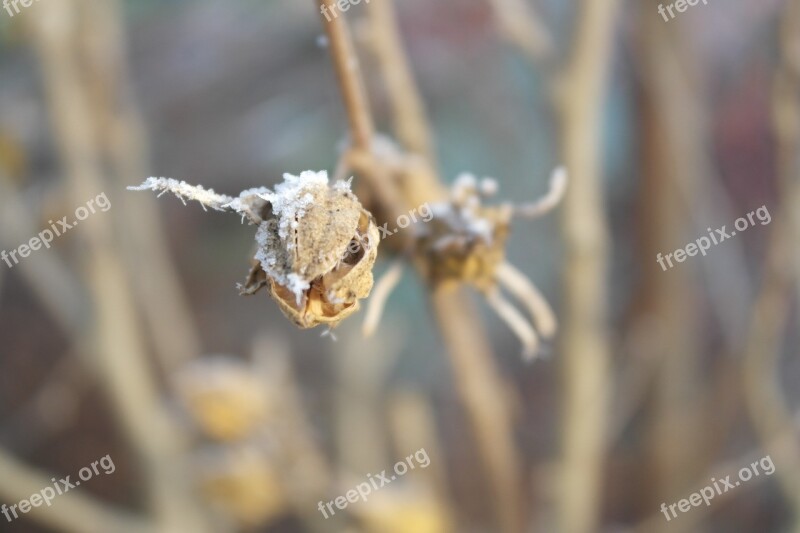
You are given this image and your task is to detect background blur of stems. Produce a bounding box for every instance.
[0,0,798,532]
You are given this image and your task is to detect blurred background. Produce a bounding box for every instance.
[0,0,798,532]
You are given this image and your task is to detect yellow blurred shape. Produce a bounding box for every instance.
[195,445,286,526]
[175,356,270,441]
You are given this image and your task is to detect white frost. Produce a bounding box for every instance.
[128,177,235,212]
[254,171,333,304]
[259,171,329,251]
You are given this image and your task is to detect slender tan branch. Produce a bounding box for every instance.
[0,176,87,336]
[488,0,554,64]
[77,0,202,373]
[365,0,436,162]
[431,288,523,533]
[742,0,800,522]
[319,0,375,150]
[772,0,800,309]
[632,417,800,533]
[556,1,619,532]
[635,13,708,528]
[27,1,210,530]
[0,447,150,533]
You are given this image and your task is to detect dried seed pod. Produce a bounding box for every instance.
[368,168,566,359]
[128,171,380,330]
[249,172,380,328]
[415,173,513,290]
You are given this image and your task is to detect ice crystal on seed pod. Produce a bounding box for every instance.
[128,171,379,329]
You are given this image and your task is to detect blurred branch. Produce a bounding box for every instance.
[319,0,374,150]
[742,0,800,522]
[631,8,752,352]
[630,415,800,533]
[0,176,88,336]
[772,0,800,311]
[607,323,662,444]
[635,14,708,530]
[555,1,619,532]
[317,2,524,531]
[488,0,554,65]
[389,391,450,499]
[0,447,149,533]
[335,326,401,474]
[317,5,410,221]
[430,289,523,533]
[0,351,85,449]
[365,0,436,162]
[77,0,202,373]
[27,1,210,530]
[251,335,331,533]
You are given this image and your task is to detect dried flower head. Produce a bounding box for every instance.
[174,356,270,441]
[128,171,379,330]
[352,484,454,533]
[365,167,567,359]
[416,173,513,290]
[193,445,285,527]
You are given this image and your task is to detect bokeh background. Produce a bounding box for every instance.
[0,0,798,532]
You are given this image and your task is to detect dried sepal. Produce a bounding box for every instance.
[363,260,405,337]
[416,172,512,289]
[514,166,567,218]
[495,261,557,337]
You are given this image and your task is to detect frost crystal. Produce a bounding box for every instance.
[127,177,235,211]
[128,177,271,224]
[254,220,311,305]
[259,171,329,249]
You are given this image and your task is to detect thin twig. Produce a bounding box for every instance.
[0,176,88,335]
[76,0,203,373]
[365,0,436,162]
[27,1,210,530]
[431,288,524,533]
[487,0,554,65]
[0,447,150,533]
[634,12,709,528]
[555,1,619,532]
[630,417,800,533]
[741,0,800,520]
[319,0,374,150]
